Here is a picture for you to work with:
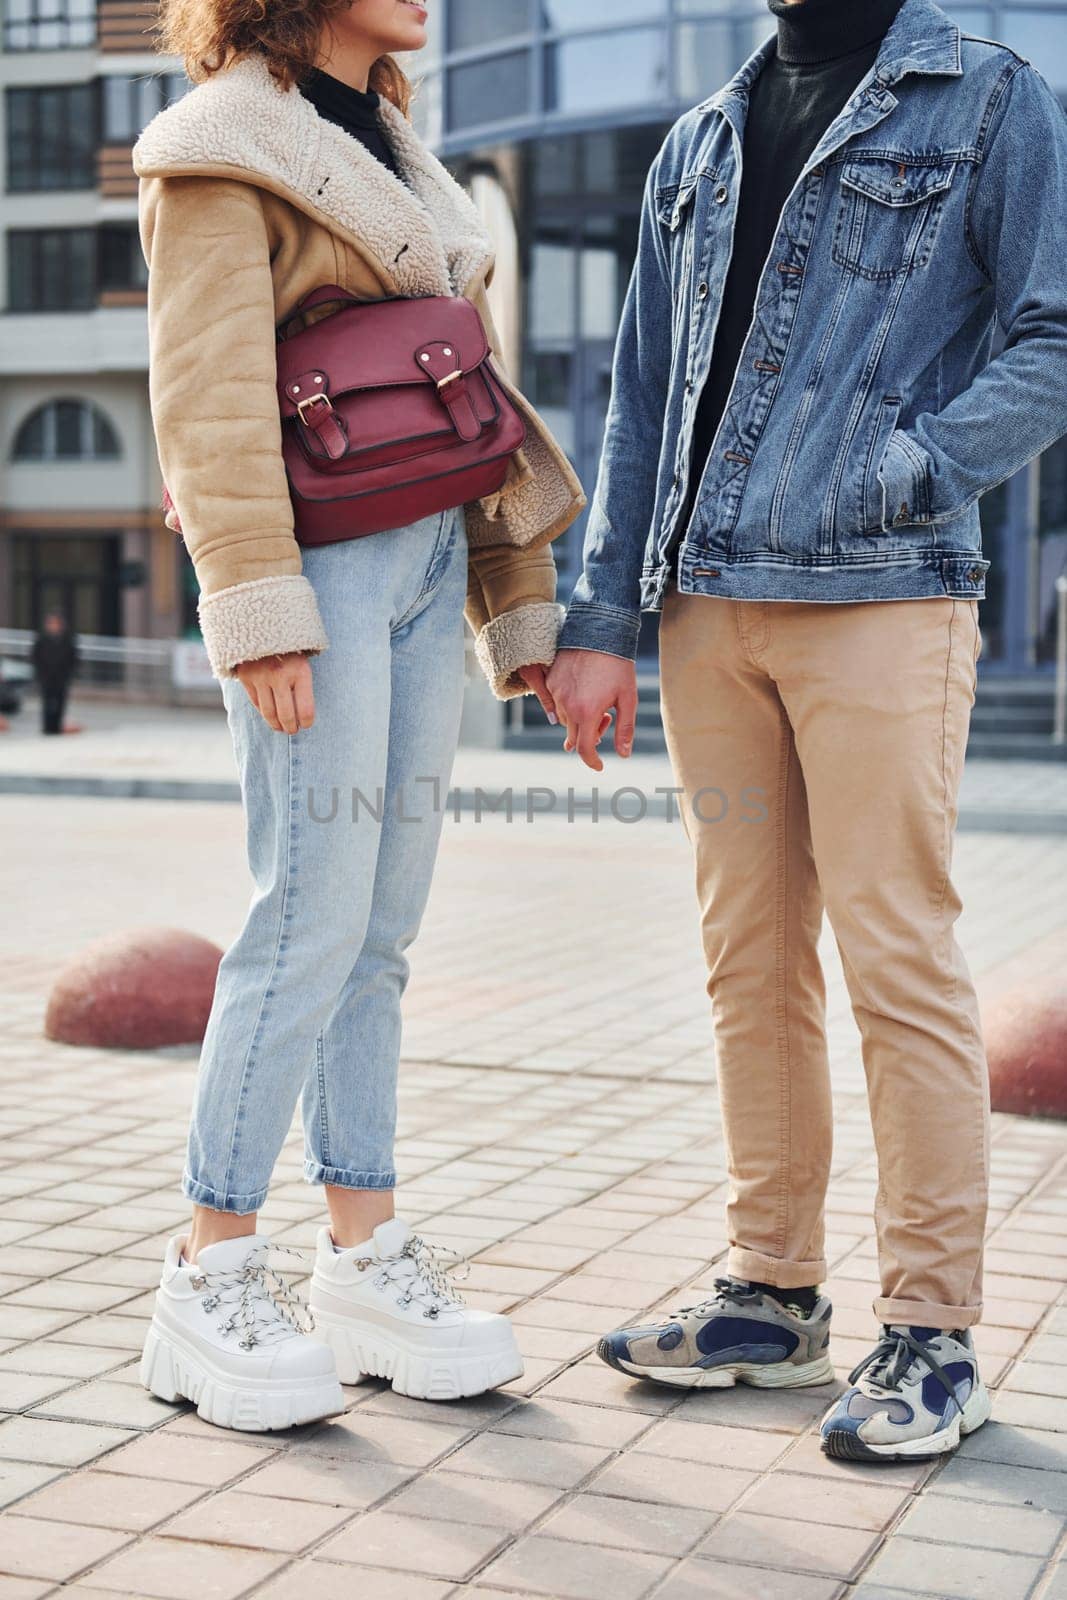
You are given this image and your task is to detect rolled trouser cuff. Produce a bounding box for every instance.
[181,1172,267,1215]
[304,1162,397,1190]
[727,1245,828,1290]
[873,1294,982,1330]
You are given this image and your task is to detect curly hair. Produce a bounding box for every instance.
[156,0,414,115]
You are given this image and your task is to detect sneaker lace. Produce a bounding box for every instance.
[190,1243,311,1351]
[849,1326,959,1407]
[677,1275,763,1318]
[370,1234,470,1319]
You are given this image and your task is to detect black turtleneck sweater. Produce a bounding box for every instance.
[298,67,404,183]
[682,0,904,531]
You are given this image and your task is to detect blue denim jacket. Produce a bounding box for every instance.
[558,0,1067,660]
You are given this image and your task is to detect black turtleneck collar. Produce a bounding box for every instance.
[767,0,905,66]
[300,67,381,130]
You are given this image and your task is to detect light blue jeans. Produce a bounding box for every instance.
[185,505,468,1213]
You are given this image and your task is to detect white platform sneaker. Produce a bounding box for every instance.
[309,1216,524,1401]
[140,1233,345,1432]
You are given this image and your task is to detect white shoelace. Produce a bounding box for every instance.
[190,1244,311,1351]
[360,1234,470,1319]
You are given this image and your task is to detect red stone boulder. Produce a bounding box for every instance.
[983,974,1067,1119]
[45,927,223,1049]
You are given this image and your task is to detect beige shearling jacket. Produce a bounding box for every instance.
[132,54,585,696]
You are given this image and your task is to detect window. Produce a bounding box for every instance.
[447,51,532,131]
[2,0,94,49]
[6,84,96,192]
[8,229,95,311]
[98,224,148,292]
[449,0,529,51]
[12,400,121,462]
[545,27,669,114]
[101,72,189,143]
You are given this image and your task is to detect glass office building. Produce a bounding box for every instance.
[413,1,1067,673]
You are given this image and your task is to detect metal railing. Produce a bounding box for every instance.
[0,629,217,701]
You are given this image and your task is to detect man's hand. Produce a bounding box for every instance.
[234,651,315,734]
[547,649,638,772]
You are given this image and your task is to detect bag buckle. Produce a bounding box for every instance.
[436,369,463,392]
[297,392,334,420]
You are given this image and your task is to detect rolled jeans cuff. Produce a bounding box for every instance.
[727,1245,828,1290]
[873,1294,982,1331]
[304,1161,396,1191]
[182,1172,268,1215]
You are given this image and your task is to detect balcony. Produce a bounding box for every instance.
[97,0,157,53]
[98,141,137,199]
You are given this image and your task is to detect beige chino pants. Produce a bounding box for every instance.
[658,586,988,1329]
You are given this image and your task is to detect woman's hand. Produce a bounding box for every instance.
[517,664,558,724]
[234,651,315,734]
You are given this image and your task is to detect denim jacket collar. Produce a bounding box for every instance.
[702,0,962,124]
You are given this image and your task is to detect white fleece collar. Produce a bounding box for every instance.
[132,53,494,298]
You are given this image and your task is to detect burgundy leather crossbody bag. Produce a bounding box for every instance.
[162,284,527,547]
[280,284,528,544]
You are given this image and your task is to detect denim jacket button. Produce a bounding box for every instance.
[714,185,728,203]
[697,282,709,299]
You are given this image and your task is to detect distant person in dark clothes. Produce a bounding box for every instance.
[31,611,79,735]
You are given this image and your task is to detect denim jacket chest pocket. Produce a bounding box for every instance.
[655,175,700,293]
[831,154,958,280]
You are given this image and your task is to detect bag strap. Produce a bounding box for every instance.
[295,284,360,314]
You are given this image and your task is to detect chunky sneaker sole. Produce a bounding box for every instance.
[140,1313,345,1432]
[311,1307,524,1401]
[597,1336,835,1390]
[822,1377,992,1462]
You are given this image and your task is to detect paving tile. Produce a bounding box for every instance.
[97,1429,271,1486]
[534,1360,683,1414]
[695,1510,878,1578]
[232,1454,414,1509]
[163,1488,350,1552]
[384,1469,560,1530]
[1039,1563,1067,1600]
[0,1577,54,1600]
[32,1379,177,1429]
[74,1536,286,1598]
[0,1373,76,1413]
[926,1453,1067,1512]
[490,1398,653,1449]
[0,1464,61,1512]
[898,1490,1063,1554]
[290,1412,471,1469]
[1005,1362,1067,1398]
[0,1415,132,1467]
[589,1454,753,1514]
[542,1489,716,1556]
[653,1561,846,1600]
[633,1418,792,1472]
[258,1565,450,1600]
[863,1536,1043,1599]
[320,1510,507,1580]
[738,1468,911,1531]
[440,1431,612,1489]
[779,1432,935,1489]
[9,1469,203,1531]
[957,1420,1067,1472]
[477,1533,671,1600]
[0,1344,129,1381]
[986,1391,1067,1432]
[0,1514,132,1581]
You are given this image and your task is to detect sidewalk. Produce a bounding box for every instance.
[2,695,1067,834]
[0,786,1065,1598]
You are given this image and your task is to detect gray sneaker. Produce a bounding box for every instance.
[597,1277,834,1389]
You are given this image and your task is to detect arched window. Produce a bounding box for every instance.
[12,399,120,462]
